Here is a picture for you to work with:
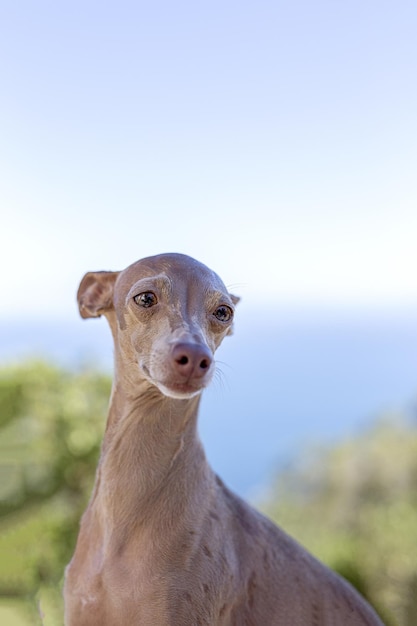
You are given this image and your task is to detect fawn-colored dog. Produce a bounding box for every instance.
[64,253,383,625]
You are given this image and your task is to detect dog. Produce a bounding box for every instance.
[64,253,384,625]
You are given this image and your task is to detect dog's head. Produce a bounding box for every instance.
[77,253,239,399]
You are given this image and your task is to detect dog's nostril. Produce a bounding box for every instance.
[172,342,213,378]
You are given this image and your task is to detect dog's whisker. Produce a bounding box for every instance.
[226,281,247,292]
[211,365,230,394]
[215,359,233,372]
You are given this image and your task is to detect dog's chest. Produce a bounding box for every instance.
[65,534,240,626]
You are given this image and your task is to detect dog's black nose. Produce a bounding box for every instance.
[171,342,213,379]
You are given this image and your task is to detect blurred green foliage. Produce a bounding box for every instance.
[0,360,416,625]
[0,360,110,624]
[262,417,417,626]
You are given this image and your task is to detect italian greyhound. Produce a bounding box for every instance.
[64,253,383,625]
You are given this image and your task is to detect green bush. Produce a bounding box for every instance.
[261,416,417,626]
[0,361,111,623]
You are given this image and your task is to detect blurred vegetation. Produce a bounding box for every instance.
[0,360,110,624]
[0,360,416,625]
[261,416,417,626]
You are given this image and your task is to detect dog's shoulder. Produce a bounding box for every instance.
[213,476,384,625]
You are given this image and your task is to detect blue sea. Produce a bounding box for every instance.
[1,306,417,499]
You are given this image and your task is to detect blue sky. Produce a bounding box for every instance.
[1,1,417,320]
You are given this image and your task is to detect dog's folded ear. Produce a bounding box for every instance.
[226,293,240,335]
[77,271,120,319]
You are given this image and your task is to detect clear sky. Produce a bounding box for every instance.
[1,1,416,320]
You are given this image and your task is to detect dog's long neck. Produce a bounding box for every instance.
[89,359,213,548]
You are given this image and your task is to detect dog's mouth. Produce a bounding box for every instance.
[156,381,206,400]
[140,364,212,400]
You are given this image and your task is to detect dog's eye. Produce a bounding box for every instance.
[213,305,233,322]
[134,292,158,308]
